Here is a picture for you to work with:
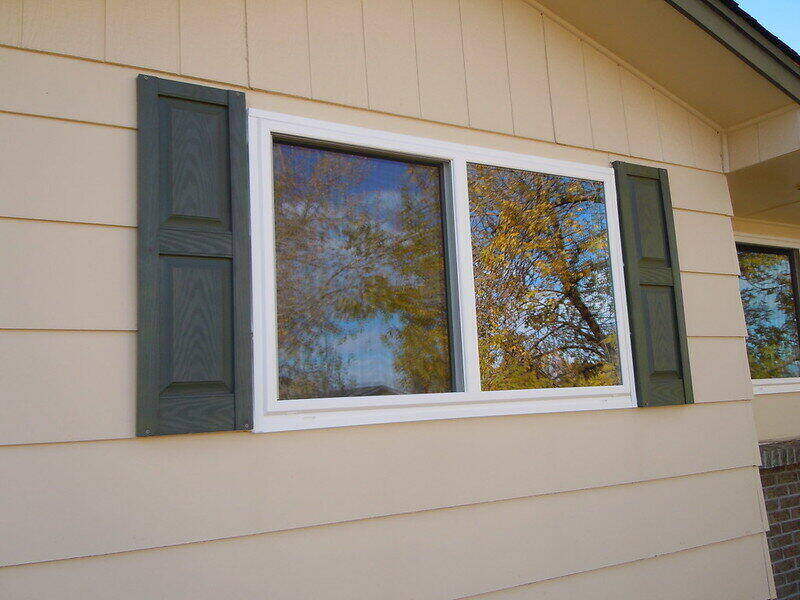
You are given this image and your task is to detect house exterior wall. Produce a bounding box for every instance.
[729,107,800,172]
[0,1,772,598]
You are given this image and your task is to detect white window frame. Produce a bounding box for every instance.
[249,109,637,432]
[736,232,800,395]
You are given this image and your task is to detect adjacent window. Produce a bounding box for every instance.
[250,111,637,431]
[737,243,800,389]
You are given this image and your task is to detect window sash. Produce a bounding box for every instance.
[736,236,800,394]
[249,110,637,431]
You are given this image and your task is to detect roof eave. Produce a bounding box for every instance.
[664,0,800,106]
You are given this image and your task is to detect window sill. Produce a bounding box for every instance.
[253,393,636,432]
[753,378,800,395]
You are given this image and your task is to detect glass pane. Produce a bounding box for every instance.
[467,163,622,391]
[737,246,800,379]
[272,141,453,400]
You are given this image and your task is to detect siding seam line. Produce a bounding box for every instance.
[0,215,136,228]
[454,533,769,600]
[0,466,765,570]
[409,0,423,118]
[580,41,595,149]
[359,0,369,109]
[499,0,516,136]
[0,399,754,448]
[673,206,735,218]
[456,0,470,126]
[304,0,313,98]
[0,109,136,130]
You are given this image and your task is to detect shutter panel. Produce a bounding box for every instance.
[137,75,252,435]
[612,161,693,407]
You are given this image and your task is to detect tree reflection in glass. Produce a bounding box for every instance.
[467,163,621,391]
[737,246,800,379]
[272,141,452,400]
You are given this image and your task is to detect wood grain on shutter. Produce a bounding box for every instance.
[613,161,693,407]
[137,75,252,436]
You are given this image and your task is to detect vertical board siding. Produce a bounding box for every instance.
[106,0,179,72]
[757,108,800,162]
[307,0,368,107]
[459,0,513,133]
[656,92,695,167]
[543,17,592,148]
[0,0,21,44]
[729,108,800,171]
[0,113,136,226]
[502,0,553,141]
[246,0,311,97]
[620,69,662,161]
[362,0,420,117]
[728,124,759,171]
[690,115,722,172]
[179,0,248,86]
[1,0,725,172]
[583,45,628,155]
[21,0,104,59]
[412,0,469,126]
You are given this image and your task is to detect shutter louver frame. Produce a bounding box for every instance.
[612,161,694,407]
[137,75,253,436]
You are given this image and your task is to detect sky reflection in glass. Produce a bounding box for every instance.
[738,246,800,379]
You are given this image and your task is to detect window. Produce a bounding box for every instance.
[467,163,622,391]
[271,141,454,400]
[737,242,800,394]
[249,111,636,431]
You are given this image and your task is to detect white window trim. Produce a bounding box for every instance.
[735,232,800,395]
[248,109,637,432]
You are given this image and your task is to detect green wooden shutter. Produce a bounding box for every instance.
[136,75,252,436]
[612,161,693,407]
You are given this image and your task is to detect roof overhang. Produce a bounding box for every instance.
[667,0,800,107]
[534,0,800,127]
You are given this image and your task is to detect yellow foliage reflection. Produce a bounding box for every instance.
[468,163,621,390]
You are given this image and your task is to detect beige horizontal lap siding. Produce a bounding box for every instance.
[0,468,768,599]
[0,2,765,597]
[0,113,136,226]
[728,106,800,172]
[468,534,772,600]
[0,219,135,330]
[0,401,760,565]
[753,393,800,443]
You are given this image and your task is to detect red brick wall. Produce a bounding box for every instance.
[762,442,800,600]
